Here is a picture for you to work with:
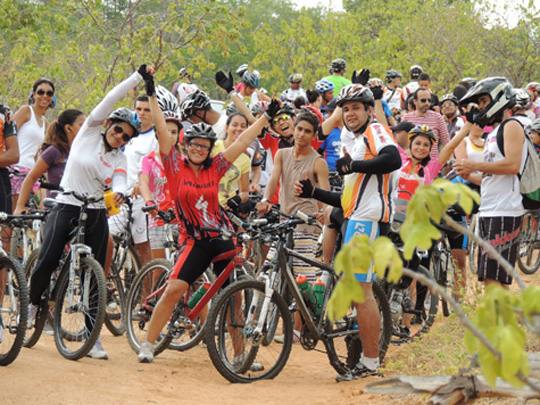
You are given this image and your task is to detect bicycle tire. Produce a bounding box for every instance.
[10,226,37,267]
[0,256,29,366]
[412,265,439,335]
[205,279,293,383]
[125,258,172,355]
[104,264,126,336]
[53,257,106,360]
[324,280,391,376]
[112,237,142,292]
[261,276,288,347]
[468,216,479,275]
[517,213,540,275]
[22,250,49,348]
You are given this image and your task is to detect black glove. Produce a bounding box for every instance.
[336,153,353,176]
[465,106,479,123]
[237,200,254,216]
[226,195,242,211]
[264,99,281,120]
[351,69,370,85]
[215,71,234,94]
[298,178,315,198]
[371,85,384,100]
[138,64,155,96]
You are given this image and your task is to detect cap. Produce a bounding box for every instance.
[390,121,416,133]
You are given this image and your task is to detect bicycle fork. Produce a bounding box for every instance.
[68,244,93,311]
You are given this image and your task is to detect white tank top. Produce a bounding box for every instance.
[17,106,45,169]
[464,137,484,162]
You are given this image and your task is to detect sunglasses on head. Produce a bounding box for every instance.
[418,98,431,103]
[36,89,54,97]
[112,124,132,143]
[272,114,291,125]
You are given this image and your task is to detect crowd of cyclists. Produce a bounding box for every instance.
[1,56,538,381]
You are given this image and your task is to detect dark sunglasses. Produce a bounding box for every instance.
[112,124,133,143]
[418,98,431,103]
[36,89,54,97]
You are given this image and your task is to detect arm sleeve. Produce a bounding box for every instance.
[86,72,143,128]
[312,187,342,208]
[350,146,402,174]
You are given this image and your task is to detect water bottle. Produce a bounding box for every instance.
[313,278,326,317]
[187,282,211,309]
[296,275,316,305]
[104,189,120,216]
[320,271,331,287]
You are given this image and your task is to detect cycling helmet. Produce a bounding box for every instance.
[526,82,540,92]
[250,101,267,116]
[440,93,459,106]
[184,122,217,142]
[178,67,190,78]
[336,84,374,107]
[326,97,338,112]
[172,82,198,106]
[108,107,141,137]
[408,125,436,145]
[315,80,335,93]
[514,88,530,109]
[461,77,477,87]
[275,102,296,117]
[180,89,211,121]
[242,71,259,88]
[368,78,384,87]
[156,85,179,113]
[301,105,324,125]
[236,63,249,76]
[226,102,239,116]
[529,118,540,133]
[409,65,423,79]
[289,73,303,83]
[459,77,516,127]
[330,58,347,73]
[385,69,402,82]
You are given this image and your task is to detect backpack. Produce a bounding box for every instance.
[496,118,540,210]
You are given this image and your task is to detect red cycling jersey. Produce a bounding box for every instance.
[161,148,233,240]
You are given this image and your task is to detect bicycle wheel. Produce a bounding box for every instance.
[10,226,37,267]
[22,249,49,348]
[205,279,293,383]
[53,257,106,360]
[468,215,480,275]
[324,280,391,376]
[408,265,439,337]
[166,269,215,352]
[517,213,540,275]
[104,264,126,336]
[112,236,141,292]
[0,256,28,366]
[125,258,172,355]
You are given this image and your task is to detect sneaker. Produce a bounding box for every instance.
[335,362,382,382]
[27,304,39,329]
[138,341,155,363]
[107,290,118,310]
[87,339,108,360]
[42,321,54,336]
[411,312,426,325]
[274,330,301,344]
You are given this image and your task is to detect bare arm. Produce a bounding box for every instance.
[0,136,19,168]
[250,165,261,193]
[148,94,174,156]
[230,93,257,124]
[13,157,48,214]
[13,105,30,131]
[374,100,388,127]
[256,149,283,213]
[314,157,330,212]
[138,173,153,203]
[238,171,250,203]
[322,107,342,136]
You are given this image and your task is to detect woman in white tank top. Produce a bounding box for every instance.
[454,123,484,186]
[11,78,55,206]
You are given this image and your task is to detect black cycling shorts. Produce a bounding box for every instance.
[170,237,235,285]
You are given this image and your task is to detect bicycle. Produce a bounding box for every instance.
[204,210,392,383]
[517,210,540,275]
[467,213,480,275]
[24,192,107,360]
[0,213,29,366]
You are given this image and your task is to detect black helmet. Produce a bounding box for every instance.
[459,77,516,127]
[330,58,347,73]
[289,73,303,83]
[184,122,217,142]
[440,93,459,106]
[408,125,436,145]
[385,69,402,82]
[180,89,211,121]
[108,107,141,137]
[336,84,374,108]
[409,65,423,79]
[461,77,477,88]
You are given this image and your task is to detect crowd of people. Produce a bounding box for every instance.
[1,57,538,381]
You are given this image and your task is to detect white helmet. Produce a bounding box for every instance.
[172,82,199,106]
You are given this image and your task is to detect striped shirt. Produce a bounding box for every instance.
[401,110,450,159]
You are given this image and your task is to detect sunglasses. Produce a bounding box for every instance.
[418,98,431,103]
[36,89,54,97]
[188,141,211,151]
[112,124,133,143]
[272,114,291,125]
[441,103,455,108]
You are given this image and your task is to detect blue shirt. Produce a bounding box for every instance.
[320,127,342,171]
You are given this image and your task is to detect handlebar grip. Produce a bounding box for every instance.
[40,182,63,191]
[200,227,222,234]
[251,218,268,226]
[141,205,157,213]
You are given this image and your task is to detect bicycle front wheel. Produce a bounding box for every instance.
[0,256,28,366]
[205,279,293,383]
[53,257,106,360]
[517,213,540,275]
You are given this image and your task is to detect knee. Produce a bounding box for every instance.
[162,283,186,304]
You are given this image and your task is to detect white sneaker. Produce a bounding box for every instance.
[27,304,39,329]
[87,338,108,360]
[138,342,155,363]
[42,321,54,336]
